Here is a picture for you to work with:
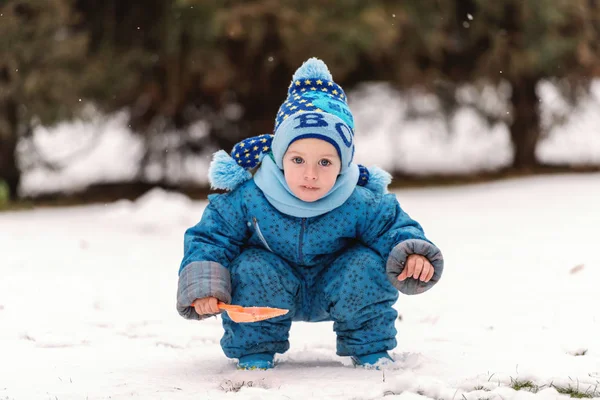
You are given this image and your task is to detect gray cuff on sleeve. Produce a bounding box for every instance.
[176,261,232,320]
[386,239,444,295]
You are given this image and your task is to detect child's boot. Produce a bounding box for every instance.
[237,352,275,370]
[351,351,394,369]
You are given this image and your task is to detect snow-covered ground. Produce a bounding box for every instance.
[1,174,599,399]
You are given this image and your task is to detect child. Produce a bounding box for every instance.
[176,58,444,370]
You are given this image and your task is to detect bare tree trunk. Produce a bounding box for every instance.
[509,76,541,170]
[0,114,20,199]
[0,66,20,200]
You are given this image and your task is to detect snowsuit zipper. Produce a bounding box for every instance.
[298,218,307,264]
[252,217,273,252]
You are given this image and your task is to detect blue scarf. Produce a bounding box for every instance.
[254,155,359,218]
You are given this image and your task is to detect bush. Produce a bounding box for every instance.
[0,180,10,207]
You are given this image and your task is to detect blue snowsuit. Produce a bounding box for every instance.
[177,179,443,359]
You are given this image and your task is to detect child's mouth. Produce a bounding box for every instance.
[301,185,319,191]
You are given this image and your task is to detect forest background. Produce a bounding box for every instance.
[2,0,600,207]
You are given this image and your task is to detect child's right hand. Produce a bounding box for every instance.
[192,297,221,315]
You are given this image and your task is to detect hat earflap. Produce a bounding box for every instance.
[357,165,392,194]
[208,150,253,191]
[208,134,274,191]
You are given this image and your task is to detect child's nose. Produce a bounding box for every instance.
[304,165,318,180]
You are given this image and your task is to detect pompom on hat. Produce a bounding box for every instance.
[208,57,391,193]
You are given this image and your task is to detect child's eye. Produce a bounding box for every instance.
[319,159,332,167]
[291,157,304,164]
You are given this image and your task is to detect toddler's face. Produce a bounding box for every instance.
[283,138,341,202]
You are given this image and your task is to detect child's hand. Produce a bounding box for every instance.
[192,297,221,315]
[397,254,434,283]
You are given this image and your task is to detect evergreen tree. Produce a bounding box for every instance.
[0,0,91,198]
[0,0,150,198]
[166,0,404,149]
[74,0,405,177]
[399,0,600,168]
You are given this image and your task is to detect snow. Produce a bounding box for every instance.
[19,111,145,197]
[537,80,600,165]
[351,84,512,175]
[2,174,599,399]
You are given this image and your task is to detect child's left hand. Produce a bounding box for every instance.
[397,254,434,283]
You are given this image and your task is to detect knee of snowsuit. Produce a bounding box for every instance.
[220,244,399,359]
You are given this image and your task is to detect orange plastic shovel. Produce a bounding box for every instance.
[217,302,289,323]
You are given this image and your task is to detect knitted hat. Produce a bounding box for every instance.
[208,58,391,193]
[271,58,354,172]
